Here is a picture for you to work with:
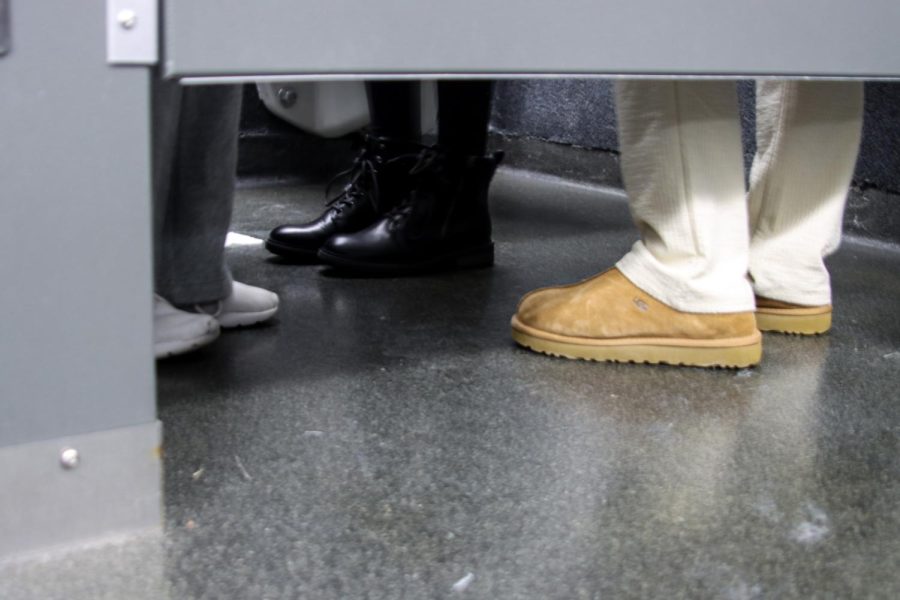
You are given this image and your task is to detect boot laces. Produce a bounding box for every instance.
[324,147,381,215]
[384,147,442,230]
[324,137,429,215]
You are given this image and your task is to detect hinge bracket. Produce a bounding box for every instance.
[107,0,158,65]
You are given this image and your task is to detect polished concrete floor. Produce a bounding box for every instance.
[5,169,900,599]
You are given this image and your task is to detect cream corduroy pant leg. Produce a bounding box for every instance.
[614,80,755,313]
[747,81,864,306]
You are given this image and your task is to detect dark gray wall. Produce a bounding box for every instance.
[858,83,900,193]
[492,80,619,151]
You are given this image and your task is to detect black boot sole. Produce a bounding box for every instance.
[265,238,322,263]
[317,243,494,276]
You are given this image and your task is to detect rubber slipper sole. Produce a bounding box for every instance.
[511,316,762,369]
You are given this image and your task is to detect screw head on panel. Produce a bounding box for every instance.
[278,87,298,108]
[117,9,138,30]
[60,448,80,469]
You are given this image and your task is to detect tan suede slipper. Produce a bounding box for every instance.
[755,297,832,335]
[511,268,762,368]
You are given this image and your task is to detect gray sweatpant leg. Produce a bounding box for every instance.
[152,79,242,306]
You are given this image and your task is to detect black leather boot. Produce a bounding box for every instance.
[265,135,422,261]
[317,149,503,275]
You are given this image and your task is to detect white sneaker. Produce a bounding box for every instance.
[195,281,279,329]
[154,295,221,359]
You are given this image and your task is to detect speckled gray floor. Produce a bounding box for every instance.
[4,169,900,599]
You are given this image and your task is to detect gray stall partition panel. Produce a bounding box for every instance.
[1,0,160,560]
[164,0,900,80]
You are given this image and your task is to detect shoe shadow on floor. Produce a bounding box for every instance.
[266,255,321,267]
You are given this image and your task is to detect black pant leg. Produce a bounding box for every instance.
[365,81,421,142]
[437,81,494,156]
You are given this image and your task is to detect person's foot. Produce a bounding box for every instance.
[154,295,220,359]
[194,281,280,329]
[317,149,503,275]
[755,296,832,335]
[265,135,423,261]
[511,268,762,368]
